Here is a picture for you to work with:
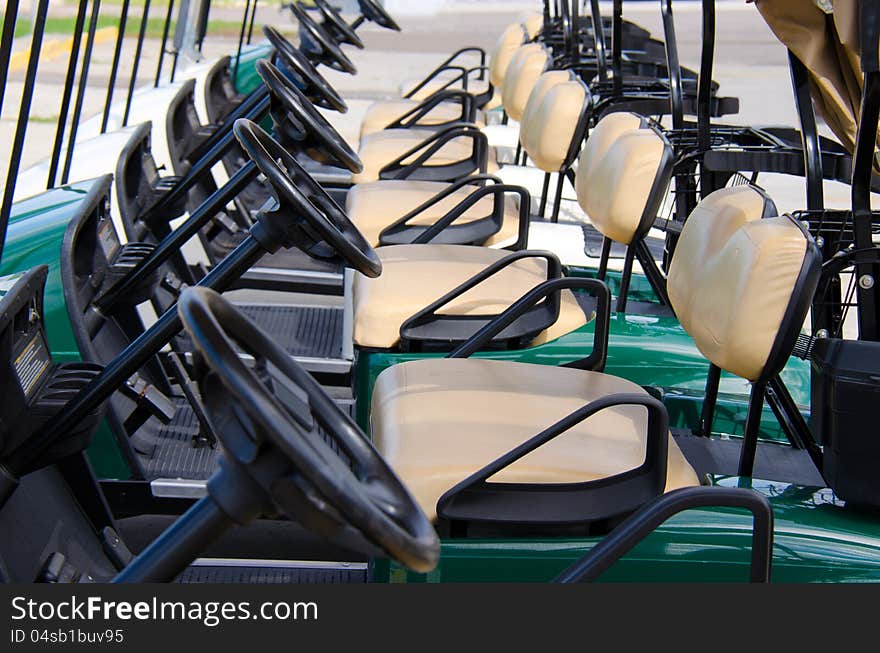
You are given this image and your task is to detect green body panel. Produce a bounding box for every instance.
[377,476,880,583]
[355,310,811,442]
[233,44,275,94]
[0,179,130,479]
[0,183,90,361]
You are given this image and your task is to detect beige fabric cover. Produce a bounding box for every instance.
[501,44,549,121]
[668,186,808,382]
[359,100,470,139]
[755,0,878,156]
[520,71,589,172]
[345,180,521,247]
[352,244,587,349]
[371,358,700,521]
[490,23,529,88]
[575,115,667,244]
[354,128,498,184]
[521,13,544,41]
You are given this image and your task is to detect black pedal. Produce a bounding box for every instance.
[121,373,176,425]
[36,552,94,583]
[101,527,134,569]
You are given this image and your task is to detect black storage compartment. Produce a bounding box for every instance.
[811,337,880,506]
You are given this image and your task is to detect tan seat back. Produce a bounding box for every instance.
[489,23,528,89]
[574,112,672,245]
[668,186,820,382]
[521,12,544,40]
[501,44,549,121]
[519,71,590,172]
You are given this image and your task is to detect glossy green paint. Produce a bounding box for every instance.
[376,476,880,583]
[354,309,811,443]
[233,44,275,94]
[0,178,130,479]
[0,182,92,361]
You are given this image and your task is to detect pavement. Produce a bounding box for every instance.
[0,1,872,213]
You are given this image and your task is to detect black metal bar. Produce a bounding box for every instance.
[661,0,683,130]
[98,162,258,312]
[555,486,774,583]
[611,0,622,97]
[114,496,234,582]
[695,363,721,438]
[47,0,89,189]
[233,0,252,81]
[62,0,103,185]
[246,0,259,45]
[589,0,607,81]
[13,237,266,478]
[170,50,180,83]
[0,0,49,265]
[186,84,269,161]
[155,0,175,87]
[122,0,151,127]
[195,0,211,51]
[851,2,880,340]
[633,239,670,306]
[144,94,267,217]
[596,236,611,280]
[788,51,823,211]
[101,0,132,134]
[538,173,551,217]
[550,171,565,223]
[0,0,20,119]
[616,246,636,313]
[766,375,824,474]
[697,0,715,153]
[737,381,767,477]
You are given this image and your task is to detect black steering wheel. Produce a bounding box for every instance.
[263,25,348,113]
[357,0,400,31]
[256,58,360,172]
[233,118,381,277]
[178,287,439,573]
[289,2,358,75]
[313,0,364,49]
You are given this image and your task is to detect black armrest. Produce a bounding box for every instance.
[404,64,468,99]
[398,250,563,352]
[404,47,487,98]
[379,178,530,250]
[379,123,489,182]
[555,486,774,583]
[448,276,611,371]
[437,393,669,527]
[386,89,477,131]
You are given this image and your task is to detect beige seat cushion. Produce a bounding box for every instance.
[372,358,700,521]
[575,113,667,244]
[354,128,499,184]
[519,71,589,172]
[351,244,587,349]
[501,44,549,121]
[359,100,475,139]
[668,186,808,382]
[346,180,521,247]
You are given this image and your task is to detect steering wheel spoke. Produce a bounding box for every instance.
[179,287,440,573]
[263,25,348,113]
[233,118,381,277]
[289,2,357,75]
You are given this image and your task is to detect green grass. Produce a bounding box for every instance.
[12,15,247,39]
